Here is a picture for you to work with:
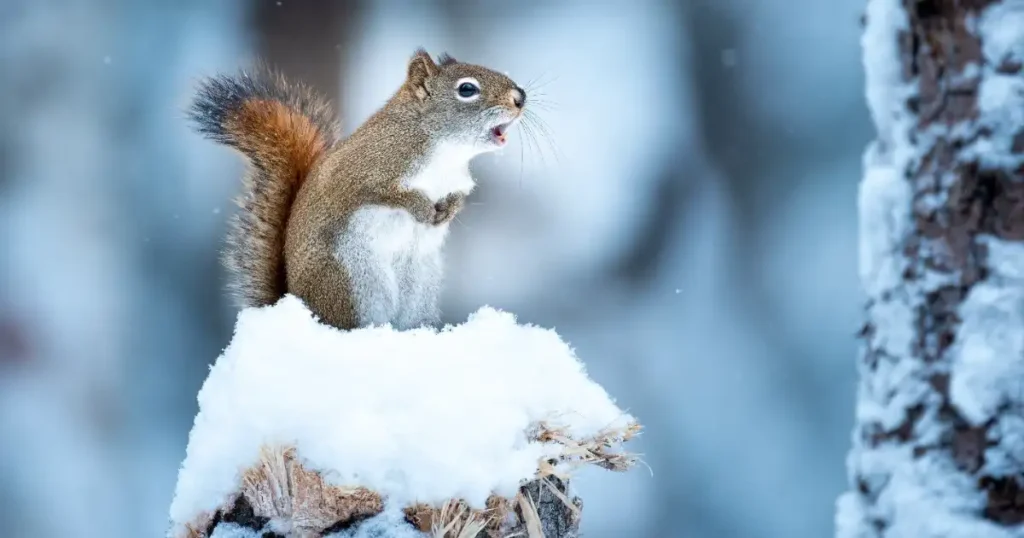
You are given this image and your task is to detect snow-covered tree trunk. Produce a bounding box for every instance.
[837,0,1024,536]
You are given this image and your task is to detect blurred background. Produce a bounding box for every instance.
[0,1,872,536]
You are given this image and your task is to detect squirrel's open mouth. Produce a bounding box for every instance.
[490,123,511,146]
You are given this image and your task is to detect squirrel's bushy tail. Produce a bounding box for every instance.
[189,65,338,308]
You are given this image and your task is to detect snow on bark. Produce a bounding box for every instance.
[838,0,1024,536]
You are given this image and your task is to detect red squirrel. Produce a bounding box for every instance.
[189,50,526,330]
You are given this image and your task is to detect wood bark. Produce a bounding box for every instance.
[839,0,1024,536]
[506,477,582,538]
[204,477,581,537]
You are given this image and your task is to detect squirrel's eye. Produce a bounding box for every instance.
[456,80,480,101]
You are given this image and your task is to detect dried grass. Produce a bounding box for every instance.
[534,421,643,475]
[516,491,545,538]
[241,445,383,533]
[410,420,641,537]
[179,420,642,537]
[430,499,491,538]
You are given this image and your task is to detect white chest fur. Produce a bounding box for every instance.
[346,206,449,260]
[338,206,450,329]
[336,142,478,329]
[402,142,478,202]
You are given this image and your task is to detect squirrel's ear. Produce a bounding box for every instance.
[438,53,457,66]
[407,48,439,99]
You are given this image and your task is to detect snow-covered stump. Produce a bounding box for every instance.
[837,0,1024,536]
[168,297,640,538]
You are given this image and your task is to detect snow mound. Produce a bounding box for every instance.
[169,295,635,536]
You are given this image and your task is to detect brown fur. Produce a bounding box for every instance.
[284,52,523,329]
[221,99,333,306]
[192,51,523,329]
[230,99,329,179]
[189,66,343,309]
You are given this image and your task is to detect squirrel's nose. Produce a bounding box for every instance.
[512,87,526,109]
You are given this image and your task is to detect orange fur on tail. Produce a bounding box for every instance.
[189,66,338,307]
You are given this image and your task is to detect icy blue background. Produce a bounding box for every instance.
[0,1,870,536]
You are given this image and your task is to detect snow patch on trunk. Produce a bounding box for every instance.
[966,1,1024,170]
[950,237,1024,426]
[860,0,911,150]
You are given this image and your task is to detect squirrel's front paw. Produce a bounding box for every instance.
[433,193,465,225]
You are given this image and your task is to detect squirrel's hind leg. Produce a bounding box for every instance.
[288,245,364,330]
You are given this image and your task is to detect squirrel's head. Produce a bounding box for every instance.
[402,49,525,153]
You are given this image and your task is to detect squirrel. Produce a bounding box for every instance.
[189,49,526,330]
